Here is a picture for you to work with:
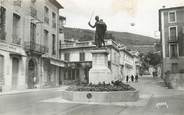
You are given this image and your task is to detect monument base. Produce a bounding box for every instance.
[89,48,112,84]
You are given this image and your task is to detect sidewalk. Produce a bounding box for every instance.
[128,75,184,98]
[119,76,184,115]
[0,86,68,96]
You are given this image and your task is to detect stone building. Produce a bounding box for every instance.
[59,39,140,84]
[159,6,184,88]
[119,48,140,81]
[0,0,65,92]
[59,39,121,84]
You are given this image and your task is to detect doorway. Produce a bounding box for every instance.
[12,57,19,89]
[28,59,37,89]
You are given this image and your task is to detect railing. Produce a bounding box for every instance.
[60,41,94,49]
[30,6,37,18]
[12,34,21,45]
[168,39,178,43]
[24,41,48,54]
[59,39,119,49]
[75,42,90,47]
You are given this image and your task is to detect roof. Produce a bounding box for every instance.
[159,6,184,12]
[49,0,64,9]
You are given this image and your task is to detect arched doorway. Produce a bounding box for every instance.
[28,59,37,89]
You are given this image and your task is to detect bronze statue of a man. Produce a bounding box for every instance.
[88,16,107,48]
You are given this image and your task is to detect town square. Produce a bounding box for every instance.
[0,0,184,115]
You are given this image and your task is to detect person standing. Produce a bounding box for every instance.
[135,74,139,82]
[131,75,134,82]
[126,75,129,83]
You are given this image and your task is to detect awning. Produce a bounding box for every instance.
[125,63,133,69]
[9,52,24,58]
[50,58,66,67]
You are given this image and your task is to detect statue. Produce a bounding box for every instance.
[88,16,107,48]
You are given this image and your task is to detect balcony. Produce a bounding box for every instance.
[30,6,37,18]
[168,39,178,44]
[24,41,48,54]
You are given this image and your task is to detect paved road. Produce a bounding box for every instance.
[0,89,125,115]
[0,76,184,115]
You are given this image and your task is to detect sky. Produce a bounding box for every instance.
[58,0,184,38]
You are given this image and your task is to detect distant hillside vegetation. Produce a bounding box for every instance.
[64,27,159,53]
[108,31,158,45]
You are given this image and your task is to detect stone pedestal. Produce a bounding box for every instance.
[89,49,112,84]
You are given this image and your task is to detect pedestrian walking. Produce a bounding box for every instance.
[131,75,134,82]
[126,75,129,83]
[135,74,138,82]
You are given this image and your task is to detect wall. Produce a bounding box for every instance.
[161,8,184,74]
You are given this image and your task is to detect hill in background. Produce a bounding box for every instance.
[63,27,159,53]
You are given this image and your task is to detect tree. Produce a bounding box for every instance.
[145,52,161,67]
[139,52,161,75]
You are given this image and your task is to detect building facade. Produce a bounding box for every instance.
[59,39,140,84]
[159,6,184,88]
[119,48,140,81]
[59,39,121,84]
[159,6,184,75]
[0,0,65,92]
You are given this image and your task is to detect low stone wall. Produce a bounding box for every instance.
[167,73,184,90]
[62,90,139,102]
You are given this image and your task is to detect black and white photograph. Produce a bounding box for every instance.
[0,0,184,115]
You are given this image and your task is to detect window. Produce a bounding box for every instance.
[0,7,6,40]
[169,11,176,22]
[59,40,62,49]
[13,13,21,44]
[30,23,36,42]
[52,34,56,55]
[30,6,37,18]
[72,69,75,80]
[169,26,177,41]
[52,12,56,28]
[68,69,71,80]
[170,44,178,58]
[79,52,85,61]
[64,53,70,61]
[171,63,178,73]
[44,30,48,48]
[44,6,49,24]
